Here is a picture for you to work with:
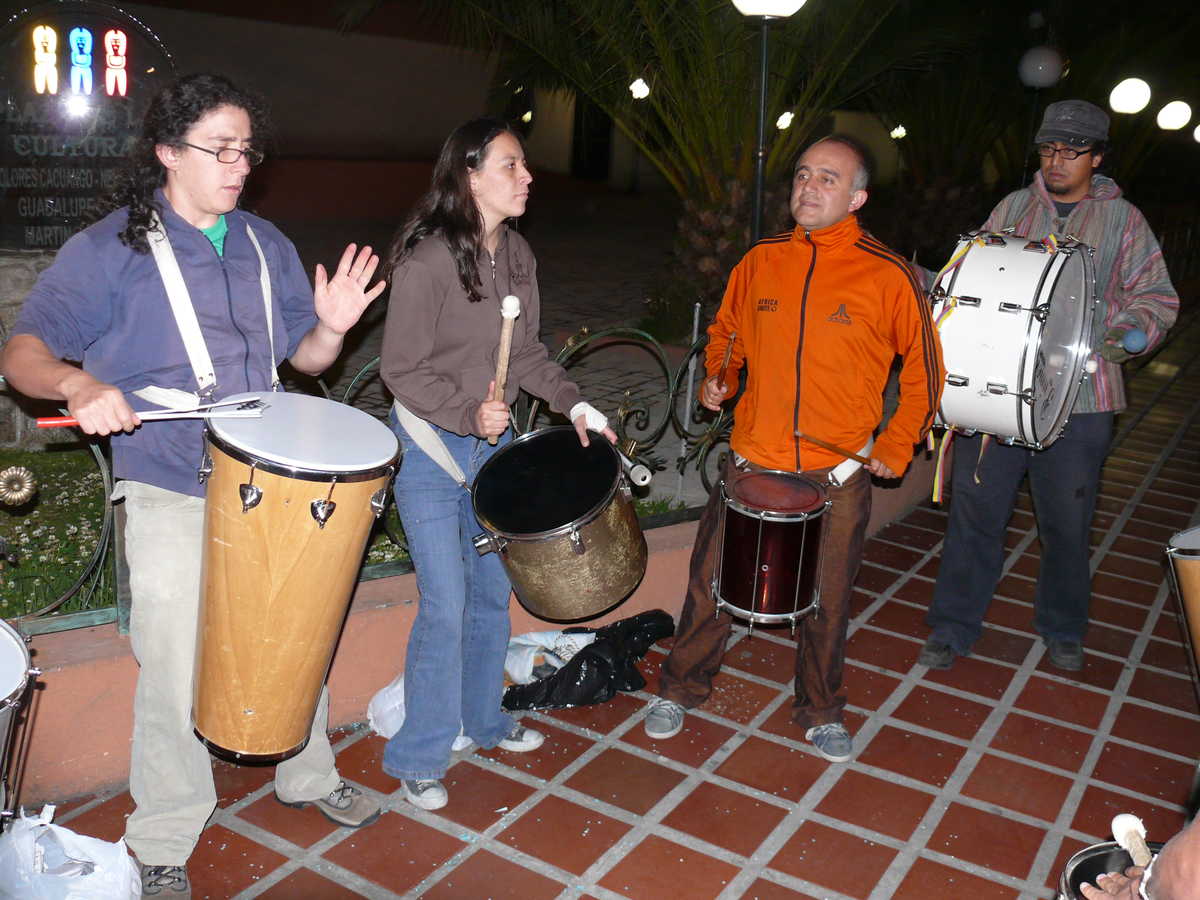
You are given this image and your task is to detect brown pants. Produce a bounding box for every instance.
[658,456,871,729]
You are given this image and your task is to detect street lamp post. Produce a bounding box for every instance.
[732,1,807,243]
[1017,44,1063,188]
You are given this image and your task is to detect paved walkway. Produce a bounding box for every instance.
[41,181,1200,895]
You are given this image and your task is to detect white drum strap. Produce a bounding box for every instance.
[391,399,467,488]
[828,437,873,487]
[148,214,216,398]
[148,216,280,397]
[243,224,280,391]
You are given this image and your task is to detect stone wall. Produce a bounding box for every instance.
[0,248,65,447]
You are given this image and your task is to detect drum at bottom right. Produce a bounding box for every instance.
[1166,524,1200,687]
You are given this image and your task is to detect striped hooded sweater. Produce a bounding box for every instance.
[707,215,945,477]
[981,172,1179,413]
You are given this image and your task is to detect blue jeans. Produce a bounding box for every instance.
[928,411,1114,653]
[382,419,515,780]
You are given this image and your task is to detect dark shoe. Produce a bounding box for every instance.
[277,781,381,828]
[140,862,190,897]
[918,636,959,670]
[1046,639,1084,672]
[805,723,853,762]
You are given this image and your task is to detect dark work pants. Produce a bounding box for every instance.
[658,456,872,729]
[927,411,1114,653]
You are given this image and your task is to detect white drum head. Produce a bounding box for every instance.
[208,392,397,472]
[0,620,30,701]
[1169,526,1200,552]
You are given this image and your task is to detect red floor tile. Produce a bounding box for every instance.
[961,754,1073,821]
[921,654,1016,701]
[1087,622,1138,658]
[212,758,274,809]
[235,792,340,848]
[769,820,897,899]
[1092,572,1163,606]
[1071,786,1188,842]
[436,762,538,832]
[331,733,396,794]
[893,857,1020,900]
[1091,742,1196,805]
[904,507,948,532]
[623,709,737,767]
[891,577,935,605]
[1120,519,1183,544]
[891,685,993,741]
[564,747,687,815]
[1152,608,1186,642]
[876,522,943,552]
[865,598,928,638]
[1034,650,1124,691]
[741,878,823,899]
[862,540,926,572]
[845,628,921,671]
[989,712,1096,773]
[1091,596,1154,631]
[724,634,797,684]
[1111,534,1166,559]
[321,811,464,894]
[1141,637,1192,675]
[546,692,643,734]
[982,597,1037,632]
[855,562,905,594]
[477,720,597,781]
[1111,701,1200,759]
[1127,668,1199,715]
[662,780,789,857]
[1009,554,1041,579]
[420,849,564,899]
[1097,553,1168,584]
[188,822,288,898]
[701,670,783,725]
[1140,489,1196,514]
[60,791,134,843]
[599,834,740,900]
[842,662,903,711]
[1045,836,1092,893]
[255,867,366,899]
[815,770,933,841]
[497,794,630,875]
[927,801,1046,880]
[995,574,1037,604]
[1015,675,1109,729]
[973,627,1037,665]
[714,735,828,802]
[857,725,966,788]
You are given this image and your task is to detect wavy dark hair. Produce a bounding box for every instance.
[110,73,270,253]
[384,117,521,303]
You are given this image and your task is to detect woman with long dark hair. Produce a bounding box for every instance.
[379,118,614,809]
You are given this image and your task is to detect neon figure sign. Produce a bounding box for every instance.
[31,24,128,96]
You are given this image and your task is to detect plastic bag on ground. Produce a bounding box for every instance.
[505,629,597,685]
[0,805,140,899]
[502,609,675,711]
[367,672,472,750]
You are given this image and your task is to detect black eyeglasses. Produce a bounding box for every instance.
[180,142,265,166]
[1035,144,1093,160]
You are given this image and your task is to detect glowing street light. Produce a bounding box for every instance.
[629,78,650,100]
[1109,78,1151,114]
[890,124,907,140]
[1156,100,1193,131]
[733,0,809,242]
[1194,123,1200,143]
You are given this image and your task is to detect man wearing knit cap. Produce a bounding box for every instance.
[920,100,1179,673]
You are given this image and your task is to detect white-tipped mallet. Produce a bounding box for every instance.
[488,295,521,446]
[1112,813,1153,868]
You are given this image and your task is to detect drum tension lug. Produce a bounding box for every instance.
[370,487,388,519]
[198,447,213,484]
[239,462,262,513]
[570,529,585,555]
[311,478,337,528]
[946,374,969,387]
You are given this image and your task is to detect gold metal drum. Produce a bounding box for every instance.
[472,426,647,621]
[195,392,397,762]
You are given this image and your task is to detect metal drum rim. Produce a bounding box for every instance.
[722,469,830,521]
[471,425,620,542]
[206,429,398,483]
[0,619,32,706]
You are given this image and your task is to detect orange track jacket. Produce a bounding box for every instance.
[708,215,945,477]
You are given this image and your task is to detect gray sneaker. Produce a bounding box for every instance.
[805,723,853,762]
[1046,639,1084,671]
[644,699,685,739]
[918,637,959,670]
[403,779,448,810]
[140,862,190,897]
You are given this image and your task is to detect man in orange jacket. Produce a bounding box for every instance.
[644,135,945,761]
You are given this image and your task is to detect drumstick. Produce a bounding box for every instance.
[37,399,269,428]
[488,295,521,446]
[794,428,872,465]
[1112,814,1154,868]
[716,332,737,390]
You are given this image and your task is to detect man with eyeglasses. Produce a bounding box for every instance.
[3,73,385,897]
[920,99,1178,674]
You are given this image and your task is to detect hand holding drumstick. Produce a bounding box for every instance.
[700,333,737,411]
[479,295,520,444]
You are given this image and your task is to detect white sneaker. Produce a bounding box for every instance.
[403,779,448,810]
[498,724,545,752]
[644,699,685,739]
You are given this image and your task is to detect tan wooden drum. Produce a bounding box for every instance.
[194,392,398,762]
[1166,524,1200,690]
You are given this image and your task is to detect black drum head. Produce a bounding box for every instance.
[473,427,617,536]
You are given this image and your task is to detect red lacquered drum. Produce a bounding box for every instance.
[713,470,830,628]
